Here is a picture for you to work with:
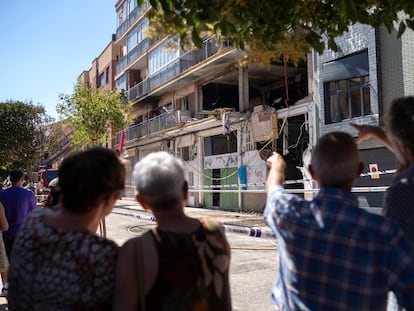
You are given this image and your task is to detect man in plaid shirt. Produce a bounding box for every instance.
[264,132,414,310]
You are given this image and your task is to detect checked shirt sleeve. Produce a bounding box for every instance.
[264,185,300,233]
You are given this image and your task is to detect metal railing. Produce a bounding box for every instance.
[115,2,150,39]
[115,109,192,144]
[116,38,151,74]
[127,37,232,101]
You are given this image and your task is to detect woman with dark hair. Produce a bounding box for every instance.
[8,147,125,310]
[351,97,414,311]
[351,96,414,241]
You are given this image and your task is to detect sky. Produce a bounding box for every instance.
[0,0,117,120]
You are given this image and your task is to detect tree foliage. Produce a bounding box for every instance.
[57,84,131,148]
[140,0,414,61]
[0,101,53,176]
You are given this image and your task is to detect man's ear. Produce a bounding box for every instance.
[136,193,150,211]
[308,165,318,181]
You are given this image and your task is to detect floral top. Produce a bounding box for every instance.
[8,208,119,311]
[144,218,232,311]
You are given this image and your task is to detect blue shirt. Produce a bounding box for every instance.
[264,185,414,311]
[0,186,37,237]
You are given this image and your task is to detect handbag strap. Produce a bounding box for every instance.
[135,237,146,311]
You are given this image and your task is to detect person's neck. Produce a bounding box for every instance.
[49,207,103,234]
[153,207,199,232]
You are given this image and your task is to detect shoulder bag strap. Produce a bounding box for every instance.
[135,237,146,311]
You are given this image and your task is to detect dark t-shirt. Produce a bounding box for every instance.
[0,186,37,237]
[384,165,414,242]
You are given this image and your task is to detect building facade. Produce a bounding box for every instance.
[313,21,414,209]
[111,0,311,210]
[77,2,414,211]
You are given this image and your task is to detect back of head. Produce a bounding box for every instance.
[9,170,23,184]
[58,147,125,214]
[133,151,186,211]
[387,96,414,156]
[311,132,360,188]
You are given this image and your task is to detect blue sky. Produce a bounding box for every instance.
[0,0,117,120]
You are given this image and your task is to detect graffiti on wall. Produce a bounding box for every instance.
[204,153,238,170]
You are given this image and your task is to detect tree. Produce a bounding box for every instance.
[57,84,131,148]
[0,100,53,177]
[140,0,414,61]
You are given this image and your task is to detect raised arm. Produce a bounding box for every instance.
[265,152,286,192]
[349,123,395,153]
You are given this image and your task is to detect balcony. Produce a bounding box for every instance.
[116,2,150,40]
[115,109,192,144]
[116,38,151,74]
[127,38,232,101]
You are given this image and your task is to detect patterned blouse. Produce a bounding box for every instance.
[8,208,119,311]
[144,218,232,311]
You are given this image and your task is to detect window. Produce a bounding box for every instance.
[323,51,371,124]
[324,76,370,123]
[178,146,195,161]
[116,73,127,91]
[148,38,180,74]
[126,20,148,53]
[98,73,105,88]
[105,67,110,84]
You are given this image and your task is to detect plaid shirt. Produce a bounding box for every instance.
[264,185,414,311]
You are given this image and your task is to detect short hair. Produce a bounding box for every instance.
[311,132,360,188]
[133,151,186,210]
[9,170,23,183]
[386,96,414,156]
[58,147,125,214]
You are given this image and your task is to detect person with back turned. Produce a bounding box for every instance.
[264,132,414,310]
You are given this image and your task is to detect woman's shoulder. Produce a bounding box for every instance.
[199,218,224,234]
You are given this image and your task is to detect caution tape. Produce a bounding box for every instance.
[112,209,276,239]
[189,169,396,190]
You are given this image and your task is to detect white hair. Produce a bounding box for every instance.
[133,151,187,209]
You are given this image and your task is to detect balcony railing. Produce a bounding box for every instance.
[115,109,192,144]
[116,2,150,40]
[127,38,232,101]
[116,38,151,74]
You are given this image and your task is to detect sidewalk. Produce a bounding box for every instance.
[115,198,275,239]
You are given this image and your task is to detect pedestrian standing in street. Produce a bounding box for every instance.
[0,169,37,296]
[7,147,125,310]
[114,151,232,311]
[0,201,9,292]
[264,132,414,310]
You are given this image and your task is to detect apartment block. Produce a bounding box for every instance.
[111,0,311,211]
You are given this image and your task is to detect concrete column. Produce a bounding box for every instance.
[238,66,249,112]
[195,84,203,114]
[237,129,243,212]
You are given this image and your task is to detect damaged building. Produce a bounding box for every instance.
[110,0,314,211]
